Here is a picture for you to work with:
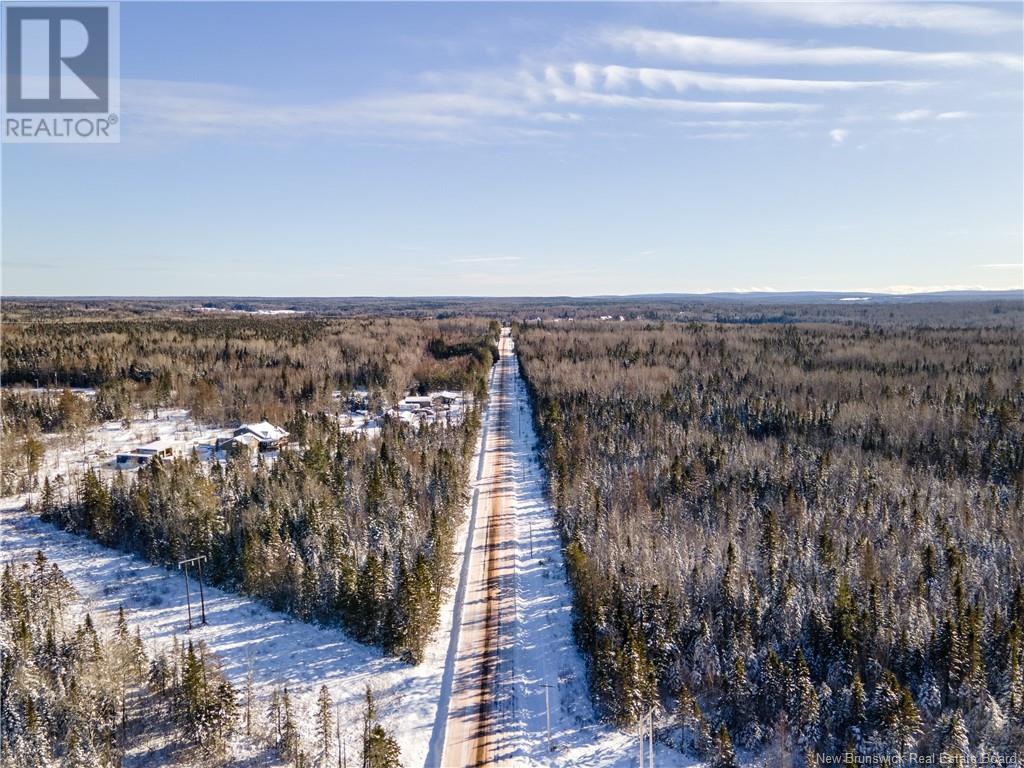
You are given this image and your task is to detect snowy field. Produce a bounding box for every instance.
[20,406,235,491]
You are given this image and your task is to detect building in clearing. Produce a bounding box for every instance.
[434,391,460,406]
[221,420,289,451]
[115,439,176,468]
[216,431,261,457]
[400,395,433,411]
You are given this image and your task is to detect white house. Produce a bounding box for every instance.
[230,421,289,450]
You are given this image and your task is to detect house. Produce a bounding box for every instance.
[434,391,460,406]
[116,452,152,468]
[229,420,289,450]
[216,431,261,456]
[400,396,433,411]
[115,439,175,468]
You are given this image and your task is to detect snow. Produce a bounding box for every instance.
[2,350,699,767]
[193,306,302,316]
[0,372,497,768]
[237,421,290,442]
[2,385,97,400]
[25,408,233,490]
[502,339,695,768]
[0,489,473,766]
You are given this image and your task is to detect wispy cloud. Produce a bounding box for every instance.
[121,20,1003,145]
[569,63,926,94]
[894,108,933,122]
[977,263,1022,270]
[126,79,549,141]
[894,108,975,122]
[599,28,1022,70]
[673,118,813,129]
[740,3,1022,35]
[125,73,820,143]
[830,128,849,145]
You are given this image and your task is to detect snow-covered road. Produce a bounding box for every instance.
[433,329,694,767]
[1,338,696,767]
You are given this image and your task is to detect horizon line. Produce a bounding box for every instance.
[2,288,1022,301]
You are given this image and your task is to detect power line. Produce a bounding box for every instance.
[178,555,208,630]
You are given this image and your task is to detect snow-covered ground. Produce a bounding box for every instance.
[2,385,97,399]
[317,390,474,439]
[503,340,694,768]
[0,373,496,768]
[2,351,697,767]
[26,408,234,492]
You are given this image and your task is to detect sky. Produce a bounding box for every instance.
[2,1,1022,297]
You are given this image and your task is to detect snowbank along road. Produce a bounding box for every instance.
[2,328,691,768]
[441,329,518,767]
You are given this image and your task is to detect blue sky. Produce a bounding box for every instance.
[3,1,1022,296]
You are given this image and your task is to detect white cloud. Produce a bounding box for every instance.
[547,87,818,114]
[599,28,1022,70]
[740,3,1022,35]
[977,263,1022,270]
[126,80,542,140]
[581,63,925,94]
[893,109,976,123]
[894,109,933,122]
[126,70,822,143]
[830,128,849,144]
[673,118,811,128]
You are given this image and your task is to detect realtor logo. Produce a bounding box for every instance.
[3,2,120,142]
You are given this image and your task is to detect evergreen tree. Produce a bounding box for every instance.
[938,711,972,766]
[281,687,300,762]
[317,684,333,766]
[361,685,401,768]
[788,650,820,749]
[712,724,739,768]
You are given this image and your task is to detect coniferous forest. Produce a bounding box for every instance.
[516,319,1023,760]
[0,551,239,767]
[4,315,500,663]
[2,298,1022,764]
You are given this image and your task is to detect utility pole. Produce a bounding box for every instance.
[541,684,553,752]
[637,707,655,768]
[336,703,346,768]
[178,555,208,630]
[638,717,643,768]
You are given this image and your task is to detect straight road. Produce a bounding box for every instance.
[441,329,517,767]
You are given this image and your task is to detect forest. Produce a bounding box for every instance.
[515,319,1023,762]
[3,316,499,663]
[1,315,498,424]
[0,551,402,768]
[0,551,237,766]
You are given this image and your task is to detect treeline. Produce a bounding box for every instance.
[40,405,481,663]
[0,552,238,766]
[516,320,1023,762]
[1,316,500,425]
